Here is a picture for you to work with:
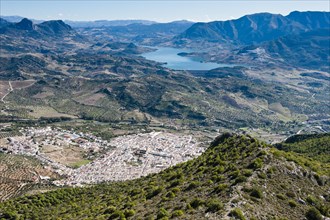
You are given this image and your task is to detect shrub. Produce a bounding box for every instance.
[190,198,204,209]
[171,210,184,217]
[257,172,267,179]
[124,209,135,217]
[186,203,192,210]
[250,188,263,199]
[171,187,180,193]
[165,191,175,199]
[1,212,18,220]
[306,207,322,220]
[213,165,225,173]
[286,191,295,198]
[242,169,253,177]
[109,210,125,219]
[214,183,228,192]
[206,199,223,212]
[229,208,246,220]
[146,186,163,199]
[288,200,298,208]
[235,175,247,184]
[104,206,117,214]
[276,194,286,200]
[267,166,276,174]
[186,181,200,190]
[249,158,263,170]
[230,170,240,179]
[130,188,143,197]
[157,208,169,219]
[170,179,183,187]
[306,195,318,206]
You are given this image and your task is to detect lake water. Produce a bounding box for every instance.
[142,47,235,71]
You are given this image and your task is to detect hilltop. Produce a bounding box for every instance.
[0,133,329,219]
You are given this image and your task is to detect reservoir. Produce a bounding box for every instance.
[142,47,236,71]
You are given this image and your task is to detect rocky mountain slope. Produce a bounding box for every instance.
[0,18,86,54]
[0,133,328,219]
[228,28,330,70]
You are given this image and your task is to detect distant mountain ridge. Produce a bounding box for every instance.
[0,18,75,37]
[0,15,44,23]
[65,19,157,28]
[0,18,11,28]
[0,16,157,27]
[0,18,86,54]
[177,11,330,45]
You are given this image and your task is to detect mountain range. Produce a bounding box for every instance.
[0,18,75,37]
[177,11,330,45]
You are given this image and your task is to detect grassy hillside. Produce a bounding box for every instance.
[0,134,329,220]
[275,133,330,163]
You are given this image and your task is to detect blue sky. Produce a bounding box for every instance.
[1,1,329,22]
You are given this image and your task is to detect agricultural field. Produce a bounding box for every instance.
[27,106,77,119]
[0,153,58,201]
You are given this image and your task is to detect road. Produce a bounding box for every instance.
[1,81,13,103]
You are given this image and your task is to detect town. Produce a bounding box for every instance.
[0,127,204,186]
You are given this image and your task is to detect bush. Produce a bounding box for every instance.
[229,208,246,220]
[124,209,135,217]
[306,195,318,206]
[109,210,125,219]
[230,170,240,179]
[257,172,267,179]
[157,208,169,219]
[276,194,286,200]
[206,199,223,212]
[165,191,175,199]
[235,175,247,184]
[170,179,183,187]
[286,191,295,198]
[288,200,298,208]
[186,181,200,190]
[146,186,163,199]
[1,212,18,220]
[171,210,184,217]
[104,206,117,214]
[306,207,322,220]
[214,183,228,192]
[250,188,263,199]
[242,169,253,177]
[249,158,263,170]
[171,187,180,193]
[190,198,204,209]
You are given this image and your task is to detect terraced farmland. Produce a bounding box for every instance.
[0,153,58,201]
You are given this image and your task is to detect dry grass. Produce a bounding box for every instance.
[27,106,77,119]
[10,80,36,89]
[40,144,89,168]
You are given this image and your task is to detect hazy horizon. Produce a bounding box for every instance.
[1,0,329,23]
[2,10,330,23]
